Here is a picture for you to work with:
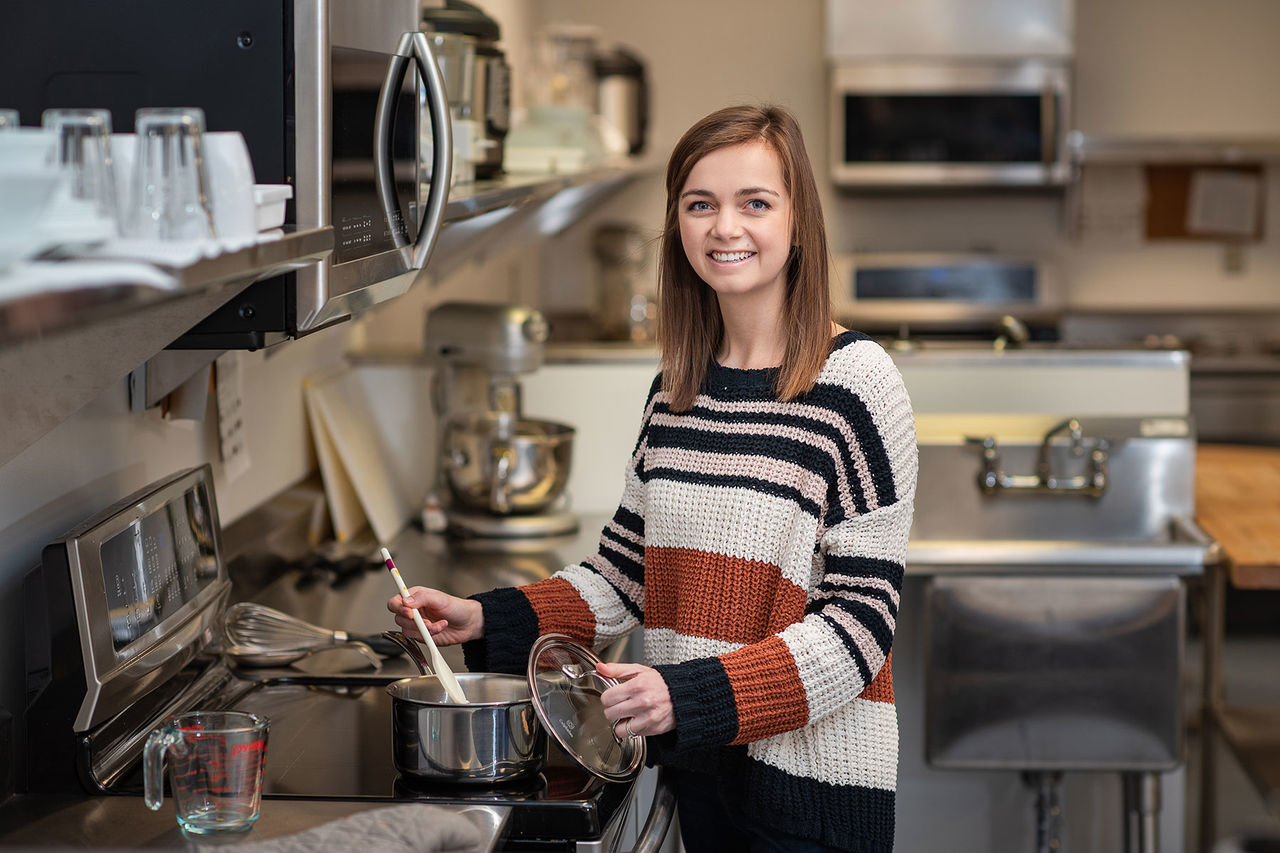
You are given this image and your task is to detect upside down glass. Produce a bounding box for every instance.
[129,107,217,240]
[144,711,269,834]
[40,107,120,229]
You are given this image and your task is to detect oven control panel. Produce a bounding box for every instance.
[26,465,230,741]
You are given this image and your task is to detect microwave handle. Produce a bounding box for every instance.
[374,31,453,269]
[1040,82,1057,169]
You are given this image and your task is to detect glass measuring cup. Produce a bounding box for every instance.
[144,710,269,834]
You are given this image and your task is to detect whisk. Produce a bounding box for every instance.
[222,602,397,670]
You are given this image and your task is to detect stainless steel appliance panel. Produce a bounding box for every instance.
[829,60,1071,188]
[925,574,1184,770]
[832,253,1061,329]
[30,466,229,734]
[294,0,452,333]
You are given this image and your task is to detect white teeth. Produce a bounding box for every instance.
[711,251,754,262]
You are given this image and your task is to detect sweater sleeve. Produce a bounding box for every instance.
[462,375,660,672]
[653,346,918,750]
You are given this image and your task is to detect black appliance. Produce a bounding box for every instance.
[0,0,452,350]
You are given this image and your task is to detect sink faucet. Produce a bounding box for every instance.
[1037,418,1084,485]
[994,314,1030,351]
[967,417,1109,498]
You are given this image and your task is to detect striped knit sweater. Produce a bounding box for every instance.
[463,331,918,853]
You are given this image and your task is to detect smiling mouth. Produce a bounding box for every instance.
[709,250,756,263]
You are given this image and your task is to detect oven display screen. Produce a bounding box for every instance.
[99,483,218,651]
[855,264,1036,303]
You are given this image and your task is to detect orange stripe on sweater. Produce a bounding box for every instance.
[858,650,894,704]
[523,577,596,647]
[720,636,809,744]
[645,547,808,644]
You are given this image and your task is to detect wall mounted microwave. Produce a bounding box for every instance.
[0,0,451,349]
[829,60,1071,189]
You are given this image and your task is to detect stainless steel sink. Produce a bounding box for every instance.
[908,515,1218,573]
[908,421,1217,575]
[913,416,1216,783]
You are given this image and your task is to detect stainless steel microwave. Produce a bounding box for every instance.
[829,60,1071,189]
[0,0,452,347]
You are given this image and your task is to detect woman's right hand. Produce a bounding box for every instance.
[387,586,484,646]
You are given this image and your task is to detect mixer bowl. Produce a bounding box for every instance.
[443,413,574,515]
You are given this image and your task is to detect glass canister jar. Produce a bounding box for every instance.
[593,223,656,342]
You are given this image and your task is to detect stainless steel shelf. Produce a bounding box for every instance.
[0,226,333,347]
[1068,131,1280,164]
[0,227,333,468]
[426,159,655,284]
[442,160,652,224]
[0,160,652,467]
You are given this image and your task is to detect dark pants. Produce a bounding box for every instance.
[671,769,848,853]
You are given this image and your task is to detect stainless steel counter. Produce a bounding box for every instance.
[0,795,509,851]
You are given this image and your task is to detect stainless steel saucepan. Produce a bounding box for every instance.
[383,631,545,783]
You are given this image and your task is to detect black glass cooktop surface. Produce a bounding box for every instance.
[224,679,631,842]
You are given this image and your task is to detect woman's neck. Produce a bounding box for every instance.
[716,296,786,369]
[716,301,843,370]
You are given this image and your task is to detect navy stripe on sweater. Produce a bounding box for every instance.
[653,656,739,749]
[736,756,896,853]
[638,466,823,519]
[462,586,539,676]
[649,424,839,485]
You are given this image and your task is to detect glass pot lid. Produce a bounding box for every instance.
[526,634,645,782]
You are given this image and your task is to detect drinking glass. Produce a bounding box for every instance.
[0,109,19,131]
[41,107,120,228]
[144,710,269,834]
[128,107,217,240]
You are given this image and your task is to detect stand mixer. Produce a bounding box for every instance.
[425,302,579,541]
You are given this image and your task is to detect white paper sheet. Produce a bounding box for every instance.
[1187,169,1261,237]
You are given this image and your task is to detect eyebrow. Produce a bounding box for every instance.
[679,186,782,200]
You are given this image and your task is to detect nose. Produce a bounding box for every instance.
[710,207,742,240]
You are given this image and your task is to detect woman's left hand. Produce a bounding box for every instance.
[596,661,675,739]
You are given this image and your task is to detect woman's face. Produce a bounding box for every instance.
[677,141,793,304]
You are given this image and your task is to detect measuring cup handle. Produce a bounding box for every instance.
[143,725,183,810]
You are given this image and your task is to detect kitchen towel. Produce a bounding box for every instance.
[191,804,482,853]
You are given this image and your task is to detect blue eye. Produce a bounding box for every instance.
[687,200,712,212]
[746,199,771,212]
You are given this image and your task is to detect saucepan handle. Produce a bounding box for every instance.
[381,630,434,676]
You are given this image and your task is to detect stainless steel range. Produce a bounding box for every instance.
[22,465,671,851]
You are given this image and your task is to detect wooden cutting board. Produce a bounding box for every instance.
[1196,443,1280,588]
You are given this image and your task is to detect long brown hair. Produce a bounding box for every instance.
[658,104,832,411]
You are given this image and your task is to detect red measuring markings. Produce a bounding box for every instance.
[169,734,266,798]
[231,739,266,757]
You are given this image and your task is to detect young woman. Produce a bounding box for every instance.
[391,104,917,853]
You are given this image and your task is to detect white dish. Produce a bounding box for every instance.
[0,170,70,269]
[252,183,292,231]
